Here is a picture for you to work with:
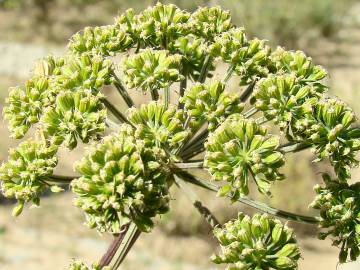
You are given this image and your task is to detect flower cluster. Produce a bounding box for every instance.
[310,174,360,262]
[189,6,233,41]
[250,73,326,134]
[55,54,113,95]
[0,138,58,215]
[72,125,171,233]
[66,260,109,270]
[127,101,191,152]
[270,47,327,88]
[205,114,284,199]
[41,90,106,150]
[122,49,182,92]
[180,80,244,131]
[211,28,271,85]
[302,99,359,180]
[68,25,134,56]
[212,213,300,270]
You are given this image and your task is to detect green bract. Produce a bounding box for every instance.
[180,80,244,131]
[212,213,300,270]
[205,114,284,199]
[41,90,106,150]
[250,74,326,134]
[127,101,191,153]
[310,174,360,262]
[122,48,182,92]
[72,125,171,233]
[69,25,134,56]
[0,138,58,215]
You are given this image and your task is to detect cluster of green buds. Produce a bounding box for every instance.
[310,174,360,262]
[127,101,191,152]
[66,260,109,270]
[250,73,326,135]
[2,3,360,269]
[180,80,244,131]
[68,25,134,56]
[212,212,300,270]
[0,137,58,216]
[122,49,182,92]
[41,90,107,150]
[205,114,284,199]
[55,54,113,95]
[71,125,171,233]
[211,28,271,85]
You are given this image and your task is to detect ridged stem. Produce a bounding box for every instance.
[101,98,130,125]
[112,72,135,108]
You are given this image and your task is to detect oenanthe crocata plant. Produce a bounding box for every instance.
[1,3,360,269]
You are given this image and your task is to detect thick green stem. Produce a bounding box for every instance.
[174,161,204,169]
[110,223,141,269]
[178,75,187,109]
[243,107,258,118]
[112,72,135,108]
[47,174,75,184]
[181,145,205,160]
[151,89,159,101]
[101,98,130,125]
[198,55,212,83]
[174,175,220,229]
[177,170,318,225]
[223,65,235,84]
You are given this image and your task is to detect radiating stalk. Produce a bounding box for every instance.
[101,98,130,124]
[150,89,159,101]
[177,171,318,225]
[243,107,258,118]
[111,72,135,108]
[164,86,170,109]
[223,65,235,84]
[174,161,204,169]
[240,81,256,102]
[178,75,187,109]
[280,142,312,153]
[198,55,212,83]
[48,174,75,183]
[174,175,220,229]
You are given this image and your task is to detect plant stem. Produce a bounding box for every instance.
[101,98,130,125]
[112,72,135,108]
[223,65,235,84]
[181,145,205,160]
[174,175,220,229]
[178,74,187,109]
[240,81,256,102]
[243,107,258,118]
[180,128,208,155]
[48,174,76,183]
[164,86,170,108]
[99,223,130,268]
[151,89,159,101]
[280,142,312,153]
[198,55,212,83]
[174,161,204,169]
[110,223,141,269]
[177,171,318,225]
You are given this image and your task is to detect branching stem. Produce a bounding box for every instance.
[112,72,135,108]
[101,98,130,125]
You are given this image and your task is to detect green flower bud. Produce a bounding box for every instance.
[205,114,284,199]
[122,49,182,92]
[68,25,134,56]
[180,80,244,131]
[72,124,171,233]
[0,137,58,212]
[127,101,191,152]
[56,54,113,95]
[270,47,327,89]
[66,259,110,270]
[189,6,233,41]
[41,90,106,150]
[310,174,360,262]
[212,213,300,270]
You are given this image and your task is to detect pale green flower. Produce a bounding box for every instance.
[212,212,300,270]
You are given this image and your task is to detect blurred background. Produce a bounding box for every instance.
[0,0,360,269]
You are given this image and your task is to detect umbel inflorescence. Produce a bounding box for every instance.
[1,3,360,269]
